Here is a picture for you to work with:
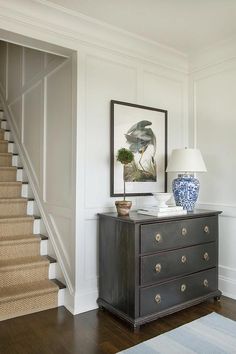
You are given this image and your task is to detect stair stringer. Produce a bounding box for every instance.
[0,92,75,314]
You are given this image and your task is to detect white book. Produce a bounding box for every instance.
[140,205,183,212]
[137,209,187,217]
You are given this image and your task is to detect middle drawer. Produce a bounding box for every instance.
[140,242,216,286]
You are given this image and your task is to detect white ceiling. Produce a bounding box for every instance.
[48,0,236,54]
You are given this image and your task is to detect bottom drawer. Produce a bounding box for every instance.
[140,268,217,317]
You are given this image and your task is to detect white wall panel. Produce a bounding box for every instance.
[190,54,236,300]
[46,61,72,207]
[7,43,22,102]
[85,56,137,209]
[49,213,75,284]
[23,47,44,85]
[23,81,43,186]
[76,48,188,313]
[84,220,98,282]
[45,52,65,68]
[0,41,7,95]
[143,71,185,150]
[9,98,22,139]
[195,70,236,205]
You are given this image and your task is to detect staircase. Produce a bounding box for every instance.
[0,107,65,321]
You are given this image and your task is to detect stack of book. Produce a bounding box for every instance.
[137,205,187,217]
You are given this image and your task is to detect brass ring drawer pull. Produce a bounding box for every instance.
[155,294,161,304]
[181,284,187,292]
[155,233,162,242]
[204,225,210,234]
[203,279,209,287]
[155,263,162,273]
[203,252,209,261]
[181,227,187,236]
[181,255,187,264]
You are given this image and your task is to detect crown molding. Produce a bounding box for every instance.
[189,34,236,73]
[0,0,188,73]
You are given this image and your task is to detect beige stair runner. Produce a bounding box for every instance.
[0,109,60,321]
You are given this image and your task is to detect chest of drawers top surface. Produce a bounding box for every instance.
[98,209,221,224]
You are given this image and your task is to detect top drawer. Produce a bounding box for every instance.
[140,216,217,254]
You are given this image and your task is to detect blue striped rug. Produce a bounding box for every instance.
[119,313,236,353]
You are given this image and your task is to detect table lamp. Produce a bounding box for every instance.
[166,148,207,211]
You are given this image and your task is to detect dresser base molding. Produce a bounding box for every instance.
[97,290,222,328]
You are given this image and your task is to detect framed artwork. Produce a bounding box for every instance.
[110,100,168,197]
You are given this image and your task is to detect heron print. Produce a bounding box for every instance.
[124,120,157,182]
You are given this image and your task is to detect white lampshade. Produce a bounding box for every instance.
[166,148,207,173]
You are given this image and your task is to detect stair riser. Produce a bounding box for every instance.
[0,201,27,217]
[0,131,4,140]
[0,264,49,287]
[0,142,8,153]
[0,290,58,321]
[0,170,16,182]
[1,121,9,130]
[0,241,40,260]
[22,184,34,198]
[40,239,48,255]
[0,220,34,237]
[0,185,22,198]
[4,131,11,141]
[0,112,3,119]
[12,155,22,168]
[0,155,12,167]
[17,169,28,182]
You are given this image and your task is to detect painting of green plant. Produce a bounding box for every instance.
[124,120,157,182]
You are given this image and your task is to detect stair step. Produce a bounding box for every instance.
[0,197,28,217]
[40,234,48,240]
[0,279,59,321]
[0,215,40,237]
[51,278,66,289]
[0,140,8,153]
[0,181,22,198]
[0,255,51,288]
[0,234,42,260]
[0,167,17,182]
[0,233,47,242]
[0,153,13,167]
[46,255,57,263]
[0,130,5,140]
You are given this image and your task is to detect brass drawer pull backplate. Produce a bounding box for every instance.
[155,294,161,304]
[155,233,162,243]
[155,263,162,273]
[203,252,209,261]
[204,225,210,234]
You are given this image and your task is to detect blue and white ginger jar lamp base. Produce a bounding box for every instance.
[172,174,199,212]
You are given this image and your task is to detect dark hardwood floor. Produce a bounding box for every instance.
[0,296,236,354]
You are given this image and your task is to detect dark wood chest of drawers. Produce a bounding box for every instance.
[98,210,222,328]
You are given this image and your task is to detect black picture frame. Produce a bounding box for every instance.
[110,100,168,197]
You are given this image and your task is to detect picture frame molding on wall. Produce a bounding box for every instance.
[110,100,168,197]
